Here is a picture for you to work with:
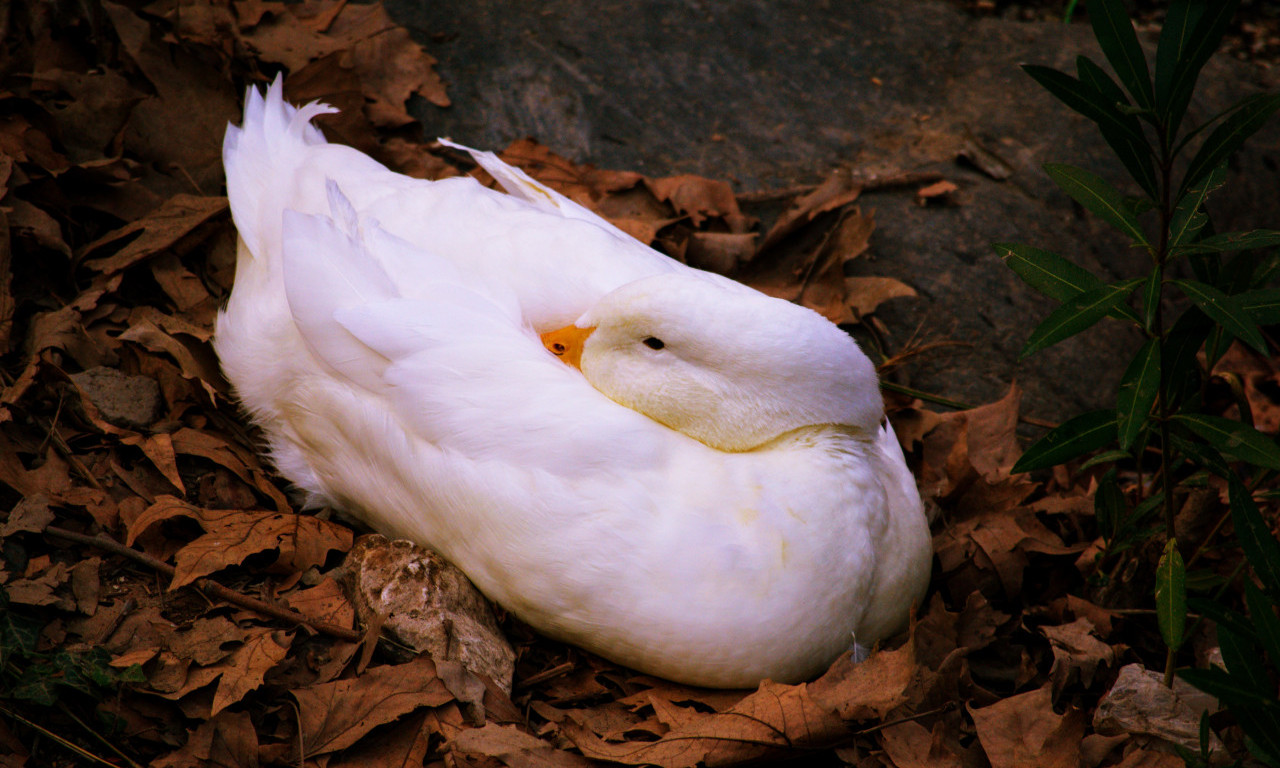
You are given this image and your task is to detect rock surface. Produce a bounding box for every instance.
[1093,663,1224,759]
[70,366,164,430]
[387,0,1280,423]
[338,535,517,693]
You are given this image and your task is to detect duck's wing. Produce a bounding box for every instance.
[280,194,667,473]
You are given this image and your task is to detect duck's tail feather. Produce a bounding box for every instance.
[223,74,337,260]
[438,138,612,228]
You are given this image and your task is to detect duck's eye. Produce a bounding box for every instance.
[643,337,665,350]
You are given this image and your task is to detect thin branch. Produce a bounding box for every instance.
[43,525,361,642]
[0,705,123,768]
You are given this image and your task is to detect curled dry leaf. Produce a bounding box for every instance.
[1040,617,1119,700]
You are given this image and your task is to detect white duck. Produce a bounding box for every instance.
[216,77,932,688]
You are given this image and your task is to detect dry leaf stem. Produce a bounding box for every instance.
[43,525,361,642]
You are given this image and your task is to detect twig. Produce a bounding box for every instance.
[43,525,361,642]
[0,704,122,768]
[56,701,146,768]
[879,381,1058,429]
[735,170,946,205]
[516,661,575,689]
[851,702,958,736]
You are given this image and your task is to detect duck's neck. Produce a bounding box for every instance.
[754,423,879,454]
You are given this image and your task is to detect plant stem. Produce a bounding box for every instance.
[1152,118,1188,689]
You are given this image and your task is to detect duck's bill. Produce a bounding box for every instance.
[540,325,594,370]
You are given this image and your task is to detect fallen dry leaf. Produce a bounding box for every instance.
[291,654,454,757]
[969,683,1084,768]
[125,496,352,588]
[1040,617,1119,699]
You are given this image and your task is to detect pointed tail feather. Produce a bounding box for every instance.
[223,75,338,260]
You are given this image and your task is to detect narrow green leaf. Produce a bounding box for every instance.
[1188,251,1222,289]
[1173,229,1280,256]
[1235,705,1280,766]
[1024,64,1145,145]
[1116,338,1161,450]
[1176,414,1280,471]
[1173,279,1269,356]
[1220,624,1273,695]
[1239,287,1280,325]
[1230,473,1280,594]
[1154,0,1205,118]
[1089,0,1154,110]
[1141,266,1161,333]
[1045,164,1148,245]
[1164,0,1241,137]
[994,242,1141,323]
[1182,93,1280,197]
[1162,307,1211,407]
[1204,325,1233,371]
[1021,279,1142,359]
[1243,581,1280,668]
[1169,432,1231,479]
[1081,448,1135,471]
[1178,667,1280,710]
[1188,595,1258,640]
[1156,539,1187,651]
[1169,165,1227,247]
[1011,410,1118,473]
[1076,56,1159,197]
[1095,469,1126,542]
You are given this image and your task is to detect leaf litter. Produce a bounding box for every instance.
[0,0,1270,766]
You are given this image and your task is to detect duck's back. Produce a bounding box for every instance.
[222,79,678,332]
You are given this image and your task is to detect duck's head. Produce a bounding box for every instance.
[541,272,883,451]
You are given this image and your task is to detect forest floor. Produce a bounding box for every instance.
[0,1,1275,767]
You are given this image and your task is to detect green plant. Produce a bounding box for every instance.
[997,0,1280,762]
[0,586,147,764]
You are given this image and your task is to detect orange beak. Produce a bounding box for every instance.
[540,324,594,370]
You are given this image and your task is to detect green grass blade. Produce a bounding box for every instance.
[1156,539,1187,651]
[1011,410,1118,473]
[1173,278,1269,356]
[1021,280,1142,359]
[1045,163,1149,246]
[1116,337,1161,450]
[1175,414,1280,471]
